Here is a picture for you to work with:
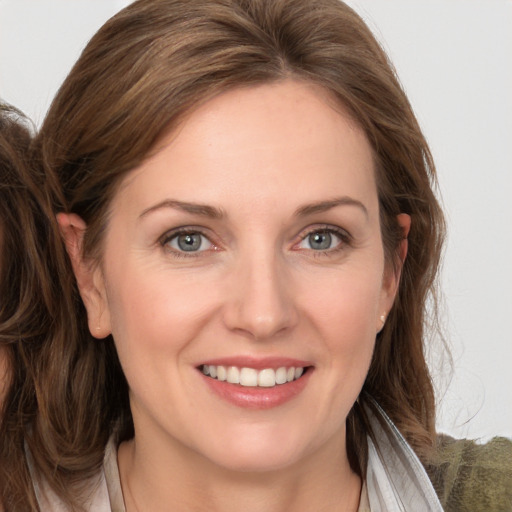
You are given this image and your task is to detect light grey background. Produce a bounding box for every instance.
[1,0,511,441]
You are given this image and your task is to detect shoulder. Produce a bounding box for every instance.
[426,434,512,512]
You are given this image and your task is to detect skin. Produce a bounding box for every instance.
[59,80,409,512]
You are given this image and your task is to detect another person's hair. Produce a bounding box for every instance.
[0,103,72,509]
[4,0,445,509]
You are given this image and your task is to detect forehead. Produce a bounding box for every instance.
[114,80,377,217]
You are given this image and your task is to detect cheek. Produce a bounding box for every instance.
[300,265,383,384]
[104,261,219,360]
[305,267,384,338]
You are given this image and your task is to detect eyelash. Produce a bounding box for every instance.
[159,228,216,259]
[294,225,352,258]
[158,225,352,259]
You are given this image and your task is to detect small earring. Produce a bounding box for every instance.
[377,313,387,333]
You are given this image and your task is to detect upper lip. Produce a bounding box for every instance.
[197,356,313,370]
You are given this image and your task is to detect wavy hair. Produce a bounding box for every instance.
[0,103,68,509]
[0,103,41,509]
[3,0,445,509]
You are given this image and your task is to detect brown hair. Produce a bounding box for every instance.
[0,103,67,509]
[6,0,445,509]
[0,104,40,510]
[0,104,126,509]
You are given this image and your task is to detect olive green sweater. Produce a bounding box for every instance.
[426,435,512,511]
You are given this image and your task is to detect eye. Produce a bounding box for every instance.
[164,231,213,253]
[297,228,346,252]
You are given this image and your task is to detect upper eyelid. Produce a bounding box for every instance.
[295,224,352,241]
[159,226,214,243]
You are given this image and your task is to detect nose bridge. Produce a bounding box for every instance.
[223,242,297,339]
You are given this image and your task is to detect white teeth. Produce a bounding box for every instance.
[258,368,276,387]
[202,365,307,387]
[226,366,240,384]
[275,367,287,385]
[240,367,258,387]
[217,365,227,381]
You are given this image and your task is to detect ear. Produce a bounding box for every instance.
[56,213,111,339]
[396,213,410,265]
[377,213,411,332]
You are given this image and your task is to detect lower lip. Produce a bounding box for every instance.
[201,369,313,410]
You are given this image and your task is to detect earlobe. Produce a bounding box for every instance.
[56,213,111,339]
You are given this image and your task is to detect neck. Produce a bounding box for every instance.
[118,430,361,512]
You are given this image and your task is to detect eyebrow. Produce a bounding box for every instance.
[294,196,369,219]
[139,196,368,221]
[139,199,224,219]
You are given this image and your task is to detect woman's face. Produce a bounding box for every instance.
[74,80,405,472]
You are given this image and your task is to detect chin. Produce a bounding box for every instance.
[209,449,302,474]
[196,427,316,474]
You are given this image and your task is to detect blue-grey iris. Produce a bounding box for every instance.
[309,231,332,250]
[177,233,202,251]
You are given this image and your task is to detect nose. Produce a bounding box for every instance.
[222,249,299,340]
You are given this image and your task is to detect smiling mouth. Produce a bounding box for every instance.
[200,365,308,388]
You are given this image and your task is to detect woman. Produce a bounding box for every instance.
[1,0,510,510]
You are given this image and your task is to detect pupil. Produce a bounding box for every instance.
[309,231,331,250]
[178,233,201,251]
